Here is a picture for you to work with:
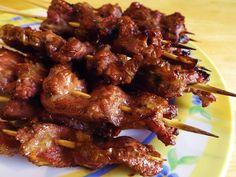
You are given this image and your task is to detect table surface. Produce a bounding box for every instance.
[0,0,235,176]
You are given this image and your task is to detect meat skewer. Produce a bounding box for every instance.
[0,24,195,64]
[1,122,164,176]
[0,94,218,139]
[0,3,197,45]
[0,24,94,64]
[39,0,195,43]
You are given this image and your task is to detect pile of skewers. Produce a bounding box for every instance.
[0,1,235,176]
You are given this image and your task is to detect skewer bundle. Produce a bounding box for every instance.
[0,0,235,176]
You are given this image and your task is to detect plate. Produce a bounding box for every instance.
[0,6,234,177]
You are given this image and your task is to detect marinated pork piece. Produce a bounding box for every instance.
[0,48,47,99]
[85,85,129,126]
[113,16,163,60]
[40,0,74,36]
[41,111,121,138]
[132,61,212,99]
[16,123,75,167]
[102,137,163,176]
[0,122,19,156]
[0,25,94,63]
[0,48,24,94]
[161,12,189,43]
[124,2,164,31]
[41,64,88,116]
[87,44,144,84]
[14,61,48,99]
[1,99,40,120]
[73,2,122,42]
[124,2,189,43]
[130,92,177,145]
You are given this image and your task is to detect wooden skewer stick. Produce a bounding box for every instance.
[0,96,10,102]
[174,43,196,50]
[0,8,46,20]
[1,129,74,149]
[189,38,198,42]
[162,40,196,50]
[185,31,195,35]
[68,22,80,28]
[2,129,17,136]
[55,139,76,149]
[25,0,48,9]
[71,90,91,99]
[190,84,236,97]
[162,119,219,138]
[162,51,197,64]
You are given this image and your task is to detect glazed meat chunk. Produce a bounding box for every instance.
[16,123,75,167]
[0,48,24,94]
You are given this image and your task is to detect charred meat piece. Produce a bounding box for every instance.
[0,122,19,156]
[16,123,163,176]
[102,136,163,176]
[0,49,47,99]
[41,64,88,116]
[0,24,94,63]
[1,99,41,121]
[41,112,121,138]
[73,2,122,42]
[113,16,163,61]
[132,63,211,99]
[74,132,163,176]
[129,92,177,145]
[124,2,164,31]
[14,61,48,99]
[124,2,189,43]
[40,0,74,37]
[161,12,188,43]
[16,123,76,167]
[0,48,24,94]
[84,85,129,126]
[87,45,143,84]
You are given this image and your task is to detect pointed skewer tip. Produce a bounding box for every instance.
[163,119,219,138]
[190,84,236,97]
